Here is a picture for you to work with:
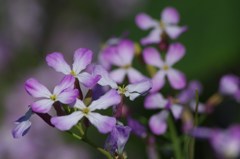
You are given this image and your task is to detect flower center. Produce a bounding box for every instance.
[81,108,90,115]
[122,64,131,70]
[118,85,127,95]
[163,64,169,71]
[70,70,77,76]
[50,95,57,101]
[159,21,166,29]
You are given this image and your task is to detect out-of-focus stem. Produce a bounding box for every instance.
[168,116,182,159]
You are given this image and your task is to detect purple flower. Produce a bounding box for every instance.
[101,39,146,83]
[104,125,131,155]
[219,74,240,101]
[136,7,187,45]
[51,89,121,133]
[127,117,147,138]
[25,75,78,113]
[144,93,183,135]
[143,43,186,92]
[46,48,101,89]
[12,109,33,138]
[93,65,152,101]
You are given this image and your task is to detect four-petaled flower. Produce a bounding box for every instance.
[51,89,121,133]
[46,48,101,89]
[143,43,186,92]
[25,75,78,113]
[136,7,187,45]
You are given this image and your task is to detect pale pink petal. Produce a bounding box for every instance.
[51,112,83,131]
[73,99,86,109]
[77,72,101,89]
[46,52,71,74]
[117,40,135,65]
[161,7,180,24]
[53,75,75,95]
[170,104,183,119]
[143,47,164,68]
[25,78,52,98]
[57,88,78,104]
[135,13,158,30]
[220,75,239,95]
[31,99,54,113]
[104,47,124,67]
[166,43,186,66]
[110,68,127,84]
[125,80,152,101]
[144,93,167,109]
[72,48,93,74]
[141,29,162,45]
[87,112,116,134]
[127,68,146,83]
[89,89,121,111]
[167,69,186,89]
[151,71,166,93]
[93,65,118,89]
[149,111,169,135]
[165,25,187,39]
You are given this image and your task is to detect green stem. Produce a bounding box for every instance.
[168,116,182,159]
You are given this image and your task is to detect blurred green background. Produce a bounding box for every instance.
[0,0,240,159]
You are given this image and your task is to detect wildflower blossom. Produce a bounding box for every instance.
[51,89,121,133]
[101,39,146,83]
[25,75,78,113]
[46,48,101,88]
[136,7,187,45]
[93,65,152,101]
[104,124,131,156]
[144,93,183,135]
[12,109,33,138]
[143,43,186,92]
[127,117,147,138]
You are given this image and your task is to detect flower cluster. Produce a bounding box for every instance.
[12,6,240,159]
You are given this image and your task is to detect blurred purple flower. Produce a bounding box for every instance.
[101,39,146,84]
[144,93,183,135]
[25,75,78,113]
[93,65,152,101]
[136,7,187,45]
[143,43,186,92]
[51,89,121,133]
[46,48,101,89]
[127,117,147,138]
[104,125,131,155]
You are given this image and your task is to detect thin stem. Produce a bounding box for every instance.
[168,116,182,159]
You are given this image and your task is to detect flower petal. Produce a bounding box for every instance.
[89,89,121,111]
[117,40,135,66]
[143,47,164,68]
[93,65,118,89]
[170,104,183,119]
[141,29,162,45]
[51,112,83,131]
[167,69,186,89]
[144,93,167,109]
[151,71,166,93]
[12,120,31,138]
[166,43,186,66]
[149,111,169,135]
[135,13,158,30]
[73,99,86,109]
[127,68,146,84]
[46,52,71,74]
[72,48,93,74]
[220,75,239,95]
[77,72,101,89]
[165,25,187,39]
[31,99,54,113]
[25,78,52,98]
[110,68,127,84]
[87,112,116,134]
[125,80,152,101]
[53,75,75,95]
[57,88,78,104]
[161,7,180,24]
